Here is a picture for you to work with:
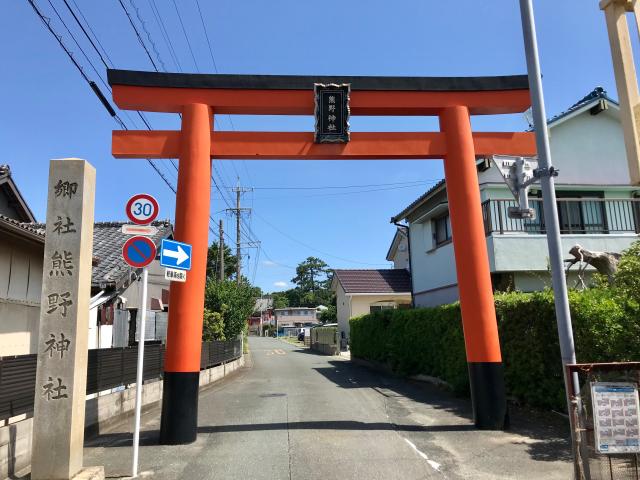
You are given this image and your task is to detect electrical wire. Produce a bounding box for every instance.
[70,0,116,67]
[171,0,200,72]
[147,0,182,71]
[128,0,166,71]
[117,0,159,71]
[253,211,391,266]
[236,179,439,190]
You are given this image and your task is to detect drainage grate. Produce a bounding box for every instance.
[259,393,287,398]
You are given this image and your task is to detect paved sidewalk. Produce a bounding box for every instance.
[83,337,572,479]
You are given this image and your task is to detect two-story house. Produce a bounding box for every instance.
[391,87,640,307]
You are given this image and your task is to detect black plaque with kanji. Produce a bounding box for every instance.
[314,83,350,143]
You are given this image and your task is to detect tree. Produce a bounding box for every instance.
[610,240,640,297]
[206,241,238,281]
[291,257,330,294]
[204,279,260,339]
[202,308,225,341]
[319,305,337,323]
[271,291,289,309]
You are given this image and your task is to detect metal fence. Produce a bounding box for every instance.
[482,198,640,235]
[567,362,640,480]
[0,338,241,421]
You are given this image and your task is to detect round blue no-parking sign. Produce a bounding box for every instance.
[122,236,157,268]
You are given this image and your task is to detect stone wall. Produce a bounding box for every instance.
[0,355,244,479]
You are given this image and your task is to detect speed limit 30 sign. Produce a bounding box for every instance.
[126,193,159,225]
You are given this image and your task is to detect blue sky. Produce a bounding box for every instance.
[0,1,629,292]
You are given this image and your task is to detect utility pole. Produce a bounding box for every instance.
[218,219,225,281]
[226,182,252,285]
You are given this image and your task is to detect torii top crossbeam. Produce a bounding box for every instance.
[109,70,536,160]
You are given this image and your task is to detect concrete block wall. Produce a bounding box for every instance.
[1,355,244,479]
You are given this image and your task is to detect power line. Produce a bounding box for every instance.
[117,0,159,71]
[253,211,391,267]
[70,0,116,67]
[147,0,182,71]
[238,182,433,200]
[171,0,200,72]
[195,0,218,72]
[127,0,166,71]
[237,179,439,190]
[61,0,110,69]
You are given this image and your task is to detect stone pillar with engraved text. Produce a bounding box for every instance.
[31,159,98,480]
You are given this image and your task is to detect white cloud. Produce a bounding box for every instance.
[273,281,288,288]
[262,260,277,267]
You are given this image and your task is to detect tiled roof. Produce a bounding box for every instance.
[546,86,618,126]
[24,220,173,289]
[0,214,45,239]
[333,269,411,294]
[0,164,37,222]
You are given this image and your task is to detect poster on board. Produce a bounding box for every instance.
[591,382,640,454]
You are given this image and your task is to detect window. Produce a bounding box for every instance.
[434,214,452,246]
[369,305,395,313]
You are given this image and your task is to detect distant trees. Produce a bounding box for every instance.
[269,256,336,315]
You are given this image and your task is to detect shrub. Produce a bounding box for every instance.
[350,288,640,411]
[202,308,225,341]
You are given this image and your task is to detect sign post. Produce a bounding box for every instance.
[32,159,101,479]
[123,193,159,478]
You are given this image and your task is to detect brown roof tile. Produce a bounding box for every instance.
[333,269,411,294]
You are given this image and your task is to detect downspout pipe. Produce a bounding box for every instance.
[393,222,415,308]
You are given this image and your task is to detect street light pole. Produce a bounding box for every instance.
[518,1,585,478]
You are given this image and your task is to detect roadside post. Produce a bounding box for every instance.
[518,2,587,478]
[123,193,159,477]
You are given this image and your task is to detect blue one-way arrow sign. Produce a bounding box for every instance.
[160,239,192,271]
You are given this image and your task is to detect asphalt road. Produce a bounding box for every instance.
[84,337,572,479]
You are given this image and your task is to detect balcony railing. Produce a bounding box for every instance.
[481,198,640,235]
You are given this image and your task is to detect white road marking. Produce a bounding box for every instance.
[404,437,442,472]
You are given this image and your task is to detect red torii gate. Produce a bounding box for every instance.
[108,70,536,444]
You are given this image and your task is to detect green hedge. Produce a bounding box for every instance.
[349,289,640,411]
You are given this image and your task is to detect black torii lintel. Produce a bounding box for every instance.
[107,69,529,92]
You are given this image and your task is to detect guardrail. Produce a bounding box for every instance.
[0,339,241,421]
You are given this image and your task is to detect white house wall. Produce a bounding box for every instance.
[547,109,629,185]
[0,235,43,355]
[409,222,458,296]
[336,282,350,340]
[491,234,637,272]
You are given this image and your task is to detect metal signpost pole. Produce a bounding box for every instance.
[132,267,149,478]
[519,1,585,478]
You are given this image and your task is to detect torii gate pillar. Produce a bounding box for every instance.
[441,105,507,428]
[159,103,212,444]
